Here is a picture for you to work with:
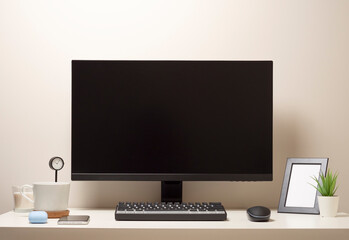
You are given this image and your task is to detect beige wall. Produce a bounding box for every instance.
[1,0,349,214]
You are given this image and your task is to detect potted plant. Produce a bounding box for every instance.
[312,169,339,217]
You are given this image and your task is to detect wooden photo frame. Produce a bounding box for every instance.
[278,158,329,214]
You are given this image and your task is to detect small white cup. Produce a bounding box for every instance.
[21,182,70,212]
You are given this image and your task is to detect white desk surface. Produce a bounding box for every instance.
[1,208,349,229]
[1,208,349,240]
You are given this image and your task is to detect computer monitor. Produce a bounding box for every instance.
[72,60,273,202]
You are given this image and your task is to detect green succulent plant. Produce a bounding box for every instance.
[311,169,339,196]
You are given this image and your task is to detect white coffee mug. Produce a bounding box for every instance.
[21,182,70,211]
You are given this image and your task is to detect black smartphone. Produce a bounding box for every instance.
[58,215,90,225]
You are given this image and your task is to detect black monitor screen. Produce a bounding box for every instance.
[72,61,272,181]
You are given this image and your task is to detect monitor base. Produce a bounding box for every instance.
[161,181,182,203]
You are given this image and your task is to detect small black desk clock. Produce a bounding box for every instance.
[49,156,64,182]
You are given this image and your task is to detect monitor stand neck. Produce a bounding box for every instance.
[161,181,183,203]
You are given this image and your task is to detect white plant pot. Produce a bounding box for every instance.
[318,196,339,217]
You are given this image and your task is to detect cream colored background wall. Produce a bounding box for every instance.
[1,0,348,214]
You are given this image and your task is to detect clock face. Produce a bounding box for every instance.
[49,157,64,170]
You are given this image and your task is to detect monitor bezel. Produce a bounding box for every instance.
[71,173,273,181]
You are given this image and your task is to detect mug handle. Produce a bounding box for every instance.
[20,184,34,203]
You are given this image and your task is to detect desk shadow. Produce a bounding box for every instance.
[332,214,349,218]
[247,219,275,223]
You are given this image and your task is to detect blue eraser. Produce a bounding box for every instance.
[29,211,48,224]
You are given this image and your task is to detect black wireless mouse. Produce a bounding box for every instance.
[247,206,271,222]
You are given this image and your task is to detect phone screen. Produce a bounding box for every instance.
[58,215,90,224]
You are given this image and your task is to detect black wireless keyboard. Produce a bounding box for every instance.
[115,202,227,221]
